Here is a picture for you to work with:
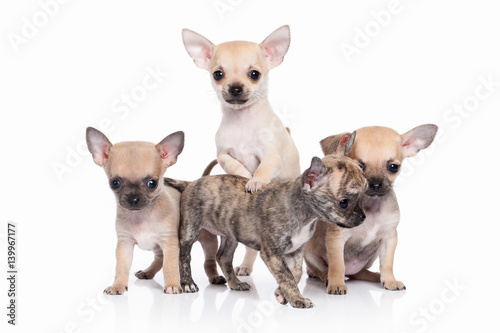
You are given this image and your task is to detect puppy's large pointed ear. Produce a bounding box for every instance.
[303,157,328,194]
[182,29,214,70]
[260,25,291,69]
[339,131,356,156]
[320,132,354,156]
[400,124,438,158]
[86,127,112,167]
[156,131,185,167]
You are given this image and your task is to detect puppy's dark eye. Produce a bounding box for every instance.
[339,199,349,209]
[213,70,224,81]
[249,70,260,81]
[358,162,366,171]
[388,164,400,173]
[110,179,121,190]
[146,179,158,190]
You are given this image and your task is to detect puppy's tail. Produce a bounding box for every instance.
[164,178,190,193]
[165,159,218,192]
[202,159,218,176]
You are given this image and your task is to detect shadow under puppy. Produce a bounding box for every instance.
[304,124,438,295]
[86,128,223,295]
[166,136,367,308]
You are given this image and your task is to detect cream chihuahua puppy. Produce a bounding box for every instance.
[182,26,300,275]
[304,125,438,294]
[86,128,225,294]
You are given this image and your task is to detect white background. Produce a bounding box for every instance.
[1,0,499,332]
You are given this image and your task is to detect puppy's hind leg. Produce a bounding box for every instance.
[304,253,328,281]
[135,250,163,280]
[217,237,250,291]
[197,229,226,285]
[347,269,381,283]
[179,224,201,293]
[235,247,258,276]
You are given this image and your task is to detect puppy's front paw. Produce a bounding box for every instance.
[326,282,348,295]
[181,281,199,293]
[164,285,182,294]
[289,296,315,309]
[382,279,406,291]
[235,266,252,276]
[104,284,128,295]
[245,178,269,193]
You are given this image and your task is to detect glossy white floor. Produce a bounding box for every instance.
[24,217,495,333]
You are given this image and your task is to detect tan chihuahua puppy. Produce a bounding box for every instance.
[304,124,438,294]
[182,26,301,275]
[86,127,186,295]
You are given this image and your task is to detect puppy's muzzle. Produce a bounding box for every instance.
[365,177,390,197]
[337,208,366,229]
[357,211,366,224]
[351,210,366,227]
[229,85,243,97]
[120,193,147,210]
[224,84,248,105]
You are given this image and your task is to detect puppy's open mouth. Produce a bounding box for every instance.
[225,99,248,105]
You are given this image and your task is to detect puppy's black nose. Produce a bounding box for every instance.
[370,183,382,191]
[129,197,140,206]
[359,212,366,222]
[229,85,243,97]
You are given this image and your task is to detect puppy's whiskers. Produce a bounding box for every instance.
[206,89,222,108]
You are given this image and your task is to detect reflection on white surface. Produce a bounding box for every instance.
[90,246,407,333]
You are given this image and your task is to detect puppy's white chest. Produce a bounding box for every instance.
[217,109,274,173]
[343,210,399,275]
[349,213,395,246]
[125,221,160,251]
[219,120,265,148]
[286,219,317,254]
[134,231,158,251]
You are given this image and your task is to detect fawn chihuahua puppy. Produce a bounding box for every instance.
[304,124,438,295]
[87,127,198,295]
[166,134,367,308]
[182,25,301,275]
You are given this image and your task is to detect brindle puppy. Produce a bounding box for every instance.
[166,138,367,308]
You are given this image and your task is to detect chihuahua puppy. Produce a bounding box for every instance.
[86,127,188,295]
[168,136,367,308]
[304,124,438,294]
[182,26,301,276]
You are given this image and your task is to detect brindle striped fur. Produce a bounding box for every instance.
[174,155,367,308]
